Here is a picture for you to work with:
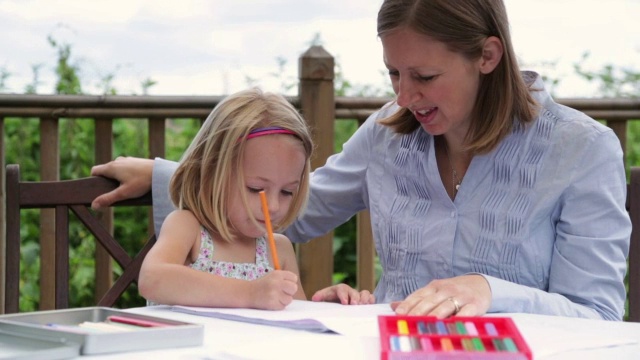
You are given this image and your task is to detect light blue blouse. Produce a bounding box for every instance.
[152,72,630,321]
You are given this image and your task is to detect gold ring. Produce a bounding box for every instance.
[447,297,460,314]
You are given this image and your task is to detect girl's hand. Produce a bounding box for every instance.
[251,270,299,310]
[311,284,375,305]
[391,274,491,318]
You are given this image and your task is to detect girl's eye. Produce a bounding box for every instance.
[247,187,262,193]
[281,190,294,197]
[387,70,399,77]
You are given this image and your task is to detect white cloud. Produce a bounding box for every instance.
[0,0,638,97]
[0,0,142,22]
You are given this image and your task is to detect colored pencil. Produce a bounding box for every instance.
[259,191,281,270]
[397,319,409,335]
[107,315,170,328]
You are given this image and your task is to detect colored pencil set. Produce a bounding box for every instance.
[378,315,532,359]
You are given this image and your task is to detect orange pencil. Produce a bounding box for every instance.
[259,191,281,270]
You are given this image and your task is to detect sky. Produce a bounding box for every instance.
[1,0,639,97]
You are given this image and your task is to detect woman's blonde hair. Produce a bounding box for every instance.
[377,0,538,153]
[169,87,313,242]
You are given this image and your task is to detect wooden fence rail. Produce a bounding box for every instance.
[1,45,640,313]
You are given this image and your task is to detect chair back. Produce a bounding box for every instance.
[4,164,155,313]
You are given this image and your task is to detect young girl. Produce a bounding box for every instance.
[138,88,374,310]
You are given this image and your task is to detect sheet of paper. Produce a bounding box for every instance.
[498,313,639,359]
[212,333,380,360]
[172,300,394,336]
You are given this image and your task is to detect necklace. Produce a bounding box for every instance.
[443,141,462,197]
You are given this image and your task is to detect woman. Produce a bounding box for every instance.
[92,0,630,320]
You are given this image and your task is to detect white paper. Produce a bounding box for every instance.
[172,300,394,336]
[213,334,380,360]
[499,313,638,359]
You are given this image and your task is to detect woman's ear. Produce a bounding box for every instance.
[479,36,504,74]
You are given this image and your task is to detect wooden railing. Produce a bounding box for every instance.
[1,45,640,312]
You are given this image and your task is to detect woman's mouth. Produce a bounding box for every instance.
[413,107,438,124]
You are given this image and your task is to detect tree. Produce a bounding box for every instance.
[574,52,640,97]
[6,35,167,311]
[0,67,10,92]
[48,35,82,95]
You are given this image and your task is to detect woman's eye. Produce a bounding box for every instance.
[417,74,436,82]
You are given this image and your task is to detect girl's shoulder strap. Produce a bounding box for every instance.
[255,236,270,266]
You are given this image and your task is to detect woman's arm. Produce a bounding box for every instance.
[90,156,155,209]
[393,127,630,320]
[89,156,179,235]
[285,104,396,243]
[151,158,179,234]
[490,129,630,320]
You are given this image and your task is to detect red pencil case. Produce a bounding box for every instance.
[378,315,532,360]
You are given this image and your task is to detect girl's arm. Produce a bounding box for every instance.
[139,210,299,310]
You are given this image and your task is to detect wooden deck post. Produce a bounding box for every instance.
[297,46,335,295]
[39,117,59,310]
[148,117,166,238]
[94,118,114,303]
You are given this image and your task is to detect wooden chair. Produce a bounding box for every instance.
[4,164,155,314]
[627,167,640,322]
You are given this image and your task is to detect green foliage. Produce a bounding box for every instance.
[166,119,203,160]
[574,52,640,98]
[331,120,360,286]
[18,214,40,312]
[0,67,11,92]
[6,33,169,311]
[48,35,82,95]
[25,64,45,94]
[628,122,640,168]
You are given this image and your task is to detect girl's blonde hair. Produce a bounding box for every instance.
[377,0,538,154]
[169,87,313,242]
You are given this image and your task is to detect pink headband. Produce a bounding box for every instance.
[246,126,297,140]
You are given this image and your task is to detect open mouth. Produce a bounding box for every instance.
[415,107,436,116]
[413,106,438,124]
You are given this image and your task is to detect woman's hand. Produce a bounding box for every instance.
[391,274,491,318]
[90,156,155,209]
[311,284,375,305]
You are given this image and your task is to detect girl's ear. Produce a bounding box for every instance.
[479,36,503,74]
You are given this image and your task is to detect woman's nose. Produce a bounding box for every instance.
[395,77,419,108]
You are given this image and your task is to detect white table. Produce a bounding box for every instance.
[78,303,640,360]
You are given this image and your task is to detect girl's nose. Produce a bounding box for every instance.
[259,191,280,225]
[267,192,280,215]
